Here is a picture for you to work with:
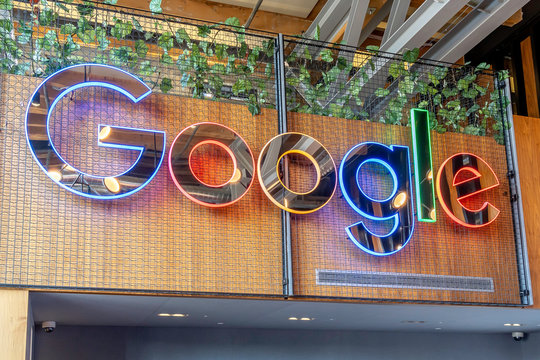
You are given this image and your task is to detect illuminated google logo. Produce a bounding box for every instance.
[25,64,500,256]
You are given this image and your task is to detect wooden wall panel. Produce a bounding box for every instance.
[0,74,282,296]
[0,289,29,360]
[520,37,540,118]
[289,113,520,304]
[0,73,523,304]
[514,115,540,308]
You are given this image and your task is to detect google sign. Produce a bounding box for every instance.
[25,64,500,256]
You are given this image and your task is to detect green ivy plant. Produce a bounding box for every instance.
[0,0,508,143]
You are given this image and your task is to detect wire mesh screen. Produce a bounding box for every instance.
[282,37,524,305]
[0,0,282,296]
[0,1,528,304]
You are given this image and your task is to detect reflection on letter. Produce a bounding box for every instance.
[339,142,414,256]
[168,122,255,207]
[258,133,336,214]
[25,64,166,199]
[436,153,500,228]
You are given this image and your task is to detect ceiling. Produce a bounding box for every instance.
[30,292,540,333]
[210,0,320,18]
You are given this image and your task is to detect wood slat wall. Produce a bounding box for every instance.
[0,74,522,304]
[513,115,540,308]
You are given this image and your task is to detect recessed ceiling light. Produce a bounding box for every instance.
[401,320,425,324]
[158,313,171,317]
[172,313,186,317]
[300,317,312,321]
[512,324,522,327]
[288,317,298,321]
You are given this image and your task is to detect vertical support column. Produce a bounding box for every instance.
[274,34,293,297]
[0,289,30,359]
[498,75,533,306]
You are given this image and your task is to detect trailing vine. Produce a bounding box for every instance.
[0,0,509,142]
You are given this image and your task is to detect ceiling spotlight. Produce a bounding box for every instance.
[172,313,186,317]
[512,324,522,327]
[288,317,298,321]
[300,317,312,321]
[504,323,512,326]
[158,313,171,317]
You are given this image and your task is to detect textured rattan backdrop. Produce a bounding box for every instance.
[0,0,529,304]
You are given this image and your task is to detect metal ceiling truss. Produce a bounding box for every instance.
[423,0,532,63]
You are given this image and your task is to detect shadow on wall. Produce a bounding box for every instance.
[32,325,531,360]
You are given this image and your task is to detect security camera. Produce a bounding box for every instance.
[41,321,56,333]
[512,331,525,341]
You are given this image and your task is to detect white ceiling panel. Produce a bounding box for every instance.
[210,0,320,18]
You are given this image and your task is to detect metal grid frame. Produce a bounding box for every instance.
[0,0,530,305]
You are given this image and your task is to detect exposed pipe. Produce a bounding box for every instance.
[245,0,264,29]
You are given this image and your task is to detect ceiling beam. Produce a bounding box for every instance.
[423,0,531,63]
[302,0,352,42]
[118,0,314,35]
[341,0,370,47]
[357,0,393,47]
[380,0,469,53]
[381,0,410,44]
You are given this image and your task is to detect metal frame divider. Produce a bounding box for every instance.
[274,33,294,297]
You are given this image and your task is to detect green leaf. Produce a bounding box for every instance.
[62,35,80,56]
[433,66,448,80]
[37,30,58,51]
[314,24,320,41]
[144,32,154,41]
[16,21,32,45]
[132,17,143,32]
[303,47,312,61]
[475,62,490,72]
[39,8,57,26]
[389,63,404,78]
[197,25,211,38]
[104,0,118,4]
[0,19,12,33]
[138,60,156,76]
[402,48,419,63]
[232,78,252,95]
[60,23,77,35]
[0,0,13,10]
[149,0,162,13]
[158,32,173,51]
[77,3,94,16]
[96,27,109,50]
[109,46,137,66]
[111,19,133,40]
[375,88,389,97]
[442,87,458,98]
[247,93,260,116]
[160,53,173,64]
[399,76,415,94]
[215,44,228,60]
[175,28,190,45]
[76,17,95,44]
[134,39,148,57]
[320,49,333,62]
[224,17,241,27]
[160,77,172,93]
[265,63,272,78]
[366,45,379,53]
